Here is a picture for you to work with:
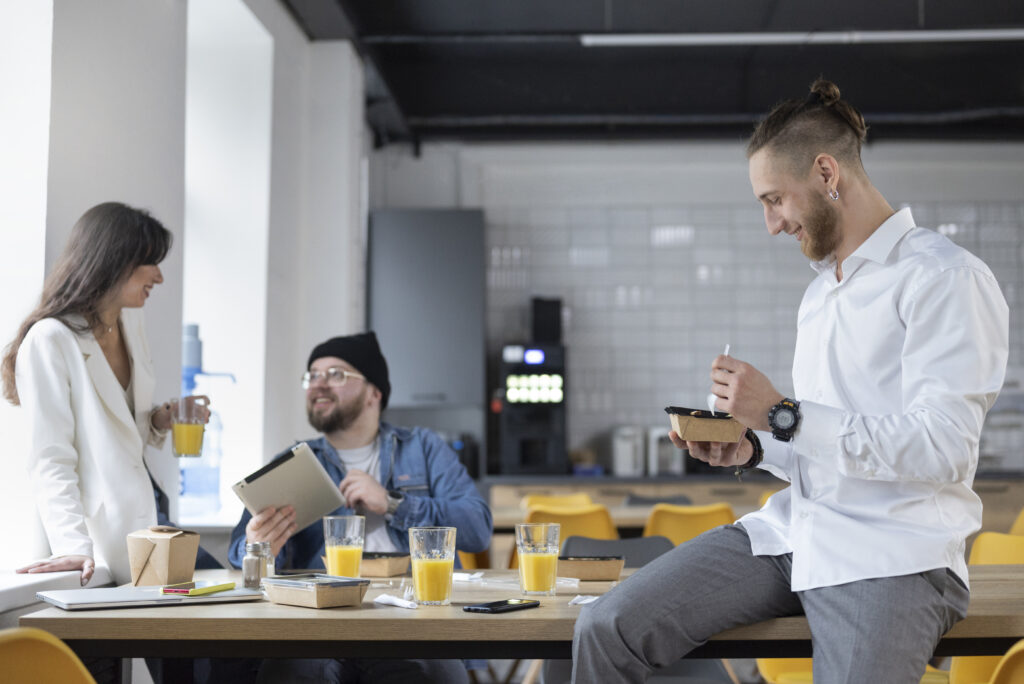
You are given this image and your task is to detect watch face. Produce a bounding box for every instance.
[774,408,796,430]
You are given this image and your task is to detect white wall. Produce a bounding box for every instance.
[0,0,53,565]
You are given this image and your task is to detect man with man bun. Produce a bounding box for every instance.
[571,79,1009,683]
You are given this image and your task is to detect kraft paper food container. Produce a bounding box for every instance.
[664,406,746,443]
[360,552,410,577]
[126,526,200,587]
[557,555,625,581]
[262,575,370,609]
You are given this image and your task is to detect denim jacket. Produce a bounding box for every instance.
[228,422,492,570]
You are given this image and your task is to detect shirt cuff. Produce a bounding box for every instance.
[791,400,845,463]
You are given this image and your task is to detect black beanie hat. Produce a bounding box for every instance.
[307,331,391,409]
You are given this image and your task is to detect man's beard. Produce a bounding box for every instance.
[307,389,365,433]
[800,192,841,262]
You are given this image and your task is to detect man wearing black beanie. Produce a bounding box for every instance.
[227,331,492,683]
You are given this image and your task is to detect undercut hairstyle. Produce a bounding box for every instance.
[747,78,869,176]
[2,202,172,405]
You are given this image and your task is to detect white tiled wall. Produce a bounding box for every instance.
[485,199,1024,467]
[371,142,1024,470]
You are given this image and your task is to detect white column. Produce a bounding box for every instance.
[0,0,54,564]
[45,0,188,516]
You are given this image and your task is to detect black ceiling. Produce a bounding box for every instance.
[282,1,1024,147]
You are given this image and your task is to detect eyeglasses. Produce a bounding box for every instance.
[301,367,366,390]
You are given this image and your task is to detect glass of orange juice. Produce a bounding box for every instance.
[516,522,560,596]
[409,526,456,605]
[171,395,210,457]
[323,515,365,577]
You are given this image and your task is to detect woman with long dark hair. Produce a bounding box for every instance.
[2,202,209,585]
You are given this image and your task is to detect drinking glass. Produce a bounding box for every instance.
[516,522,560,596]
[409,526,457,605]
[171,395,210,457]
[323,515,365,577]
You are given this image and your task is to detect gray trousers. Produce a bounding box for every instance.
[572,524,969,684]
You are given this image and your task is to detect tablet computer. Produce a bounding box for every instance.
[232,442,346,531]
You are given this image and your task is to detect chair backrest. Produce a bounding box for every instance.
[510,503,619,568]
[623,493,692,506]
[1009,505,1024,536]
[520,492,593,510]
[968,531,1024,565]
[642,502,736,546]
[457,549,491,570]
[947,532,1024,684]
[755,658,813,683]
[758,489,782,508]
[562,535,674,568]
[989,638,1024,684]
[0,627,97,684]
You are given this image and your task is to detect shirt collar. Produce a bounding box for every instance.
[809,207,916,276]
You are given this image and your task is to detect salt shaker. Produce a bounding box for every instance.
[243,541,272,588]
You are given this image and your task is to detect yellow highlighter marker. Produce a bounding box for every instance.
[161,580,236,596]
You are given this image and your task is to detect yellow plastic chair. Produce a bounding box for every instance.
[457,549,491,570]
[0,626,97,684]
[510,503,618,569]
[1009,505,1024,536]
[989,638,1024,684]
[759,488,782,508]
[757,658,813,683]
[945,533,1024,684]
[519,492,593,510]
[641,502,736,546]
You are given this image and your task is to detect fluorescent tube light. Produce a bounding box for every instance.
[580,29,1024,48]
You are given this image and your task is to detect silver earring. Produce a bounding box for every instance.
[828,188,839,201]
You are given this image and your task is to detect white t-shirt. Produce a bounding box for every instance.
[337,438,399,553]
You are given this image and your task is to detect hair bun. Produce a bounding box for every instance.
[809,78,841,107]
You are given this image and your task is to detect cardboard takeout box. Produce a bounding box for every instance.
[126,525,199,586]
[558,556,625,581]
[360,552,410,578]
[665,406,746,443]
[263,575,370,609]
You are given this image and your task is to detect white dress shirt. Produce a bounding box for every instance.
[741,208,1009,592]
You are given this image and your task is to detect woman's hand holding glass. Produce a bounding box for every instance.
[151,394,211,432]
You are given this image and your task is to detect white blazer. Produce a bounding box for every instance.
[16,308,168,585]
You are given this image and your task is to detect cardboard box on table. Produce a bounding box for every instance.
[127,526,199,586]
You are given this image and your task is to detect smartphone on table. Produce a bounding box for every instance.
[463,599,541,613]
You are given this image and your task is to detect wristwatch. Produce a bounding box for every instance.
[385,490,405,518]
[768,398,801,442]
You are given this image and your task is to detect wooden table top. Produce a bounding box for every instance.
[20,565,1024,659]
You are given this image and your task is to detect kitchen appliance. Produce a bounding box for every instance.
[499,342,568,474]
[612,426,645,477]
[647,426,684,476]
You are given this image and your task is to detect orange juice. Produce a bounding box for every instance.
[519,552,558,593]
[172,423,204,456]
[325,544,363,577]
[412,558,454,604]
